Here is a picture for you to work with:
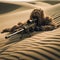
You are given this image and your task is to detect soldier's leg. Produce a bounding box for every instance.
[41,25,55,31]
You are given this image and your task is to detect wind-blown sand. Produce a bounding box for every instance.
[0,2,60,60]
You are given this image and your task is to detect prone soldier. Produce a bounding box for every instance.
[1,9,56,38]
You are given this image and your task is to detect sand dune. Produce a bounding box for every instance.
[0,2,60,60]
[0,1,52,15]
[29,2,52,8]
[0,2,38,15]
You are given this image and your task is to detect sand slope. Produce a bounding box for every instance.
[0,2,60,60]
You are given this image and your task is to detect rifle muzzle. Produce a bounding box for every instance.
[5,29,24,39]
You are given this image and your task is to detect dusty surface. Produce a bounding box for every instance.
[0,1,60,60]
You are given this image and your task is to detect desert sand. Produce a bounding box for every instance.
[0,1,60,60]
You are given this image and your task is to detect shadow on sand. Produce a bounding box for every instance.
[0,2,21,14]
[5,31,43,45]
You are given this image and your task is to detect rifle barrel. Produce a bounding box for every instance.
[5,29,24,39]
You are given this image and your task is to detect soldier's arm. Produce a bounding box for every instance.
[1,22,23,33]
